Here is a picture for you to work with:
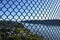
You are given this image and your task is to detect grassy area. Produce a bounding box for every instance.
[0,20,43,40]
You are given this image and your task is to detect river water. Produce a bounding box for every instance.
[22,23,60,40]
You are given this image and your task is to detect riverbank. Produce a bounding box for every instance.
[0,20,43,40]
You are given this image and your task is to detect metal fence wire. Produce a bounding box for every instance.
[0,0,60,40]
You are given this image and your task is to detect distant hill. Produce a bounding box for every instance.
[21,19,60,26]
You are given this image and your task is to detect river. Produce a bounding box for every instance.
[22,23,60,40]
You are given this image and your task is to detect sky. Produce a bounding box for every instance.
[0,0,60,21]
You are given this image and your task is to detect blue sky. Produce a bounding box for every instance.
[0,0,60,21]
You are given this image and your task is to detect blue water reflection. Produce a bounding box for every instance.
[22,23,60,40]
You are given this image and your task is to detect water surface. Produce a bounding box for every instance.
[22,22,60,40]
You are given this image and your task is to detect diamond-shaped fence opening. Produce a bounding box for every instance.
[0,0,60,40]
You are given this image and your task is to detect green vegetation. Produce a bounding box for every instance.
[0,21,43,40]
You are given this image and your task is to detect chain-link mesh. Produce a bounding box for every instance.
[0,0,60,40]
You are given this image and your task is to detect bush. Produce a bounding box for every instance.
[0,21,44,40]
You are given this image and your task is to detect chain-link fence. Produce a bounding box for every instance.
[0,0,60,21]
[0,0,60,40]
